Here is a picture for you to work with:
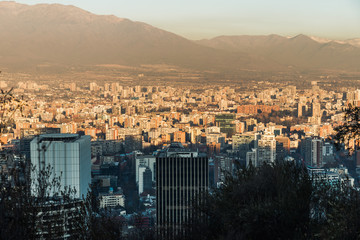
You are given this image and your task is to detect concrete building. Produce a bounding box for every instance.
[99,188,125,208]
[232,133,255,161]
[246,149,257,167]
[256,133,276,166]
[136,155,156,183]
[215,114,236,137]
[301,137,323,168]
[139,167,152,194]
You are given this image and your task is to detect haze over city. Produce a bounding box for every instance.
[11,0,360,40]
[0,1,359,239]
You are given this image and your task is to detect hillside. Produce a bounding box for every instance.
[196,34,360,71]
[0,1,280,73]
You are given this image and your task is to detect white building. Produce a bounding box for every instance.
[99,188,125,208]
[30,134,91,199]
[308,166,354,187]
[138,165,147,194]
[135,155,156,183]
[246,149,257,167]
[256,133,276,166]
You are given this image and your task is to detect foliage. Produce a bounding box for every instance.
[0,88,124,239]
[0,159,127,239]
[333,104,360,154]
[184,162,312,240]
[0,88,26,133]
[311,179,360,239]
[184,161,360,240]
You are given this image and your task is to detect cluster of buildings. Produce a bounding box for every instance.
[0,79,359,236]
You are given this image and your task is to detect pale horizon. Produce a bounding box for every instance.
[5,0,360,40]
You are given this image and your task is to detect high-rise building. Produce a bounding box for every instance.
[275,136,290,161]
[297,102,305,117]
[30,134,91,199]
[232,133,255,161]
[256,133,276,166]
[215,114,236,137]
[142,167,153,194]
[138,165,150,194]
[347,89,360,107]
[214,155,233,184]
[20,128,61,161]
[156,143,208,237]
[311,101,322,124]
[136,155,156,183]
[246,149,257,167]
[301,137,324,167]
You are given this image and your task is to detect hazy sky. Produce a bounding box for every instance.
[11,0,360,40]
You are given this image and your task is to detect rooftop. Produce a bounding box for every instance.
[157,142,207,158]
[35,134,82,143]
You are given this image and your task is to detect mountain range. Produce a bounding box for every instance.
[0,1,359,73]
[196,34,360,71]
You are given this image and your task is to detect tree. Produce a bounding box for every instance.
[0,146,127,239]
[333,104,360,154]
[310,179,360,239]
[181,160,360,240]
[0,88,26,133]
[184,162,313,240]
[0,89,124,239]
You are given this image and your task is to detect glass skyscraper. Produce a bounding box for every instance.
[30,134,91,199]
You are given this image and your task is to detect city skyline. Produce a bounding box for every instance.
[0,0,360,238]
[10,0,360,40]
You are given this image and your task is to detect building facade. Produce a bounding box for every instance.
[30,134,91,199]
[156,143,208,237]
[256,133,276,166]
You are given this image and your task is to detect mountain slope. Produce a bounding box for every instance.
[197,34,360,71]
[0,2,281,72]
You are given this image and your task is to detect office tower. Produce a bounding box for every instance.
[214,155,233,183]
[297,102,304,117]
[301,137,324,167]
[138,166,153,194]
[30,134,91,199]
[245,118,258,131]
[89,82,98,91]
[136,155,156,183]
[215,114,236,137]
[20,128,61,161]
[256,133,276,166]
[323,142,335,164]
[173,130,186,143]
[345,89,360,107]
[275,136,290,153]
[246,149,257,167]
[275,136,291,162]
[312,101,321,117]
[156,143,208,237]
[190,128,202,144]
[141,167,153,194]
[356,150,360,168]
[311,101,322,124]
[70,82,76,91]
[232,133,255,161]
